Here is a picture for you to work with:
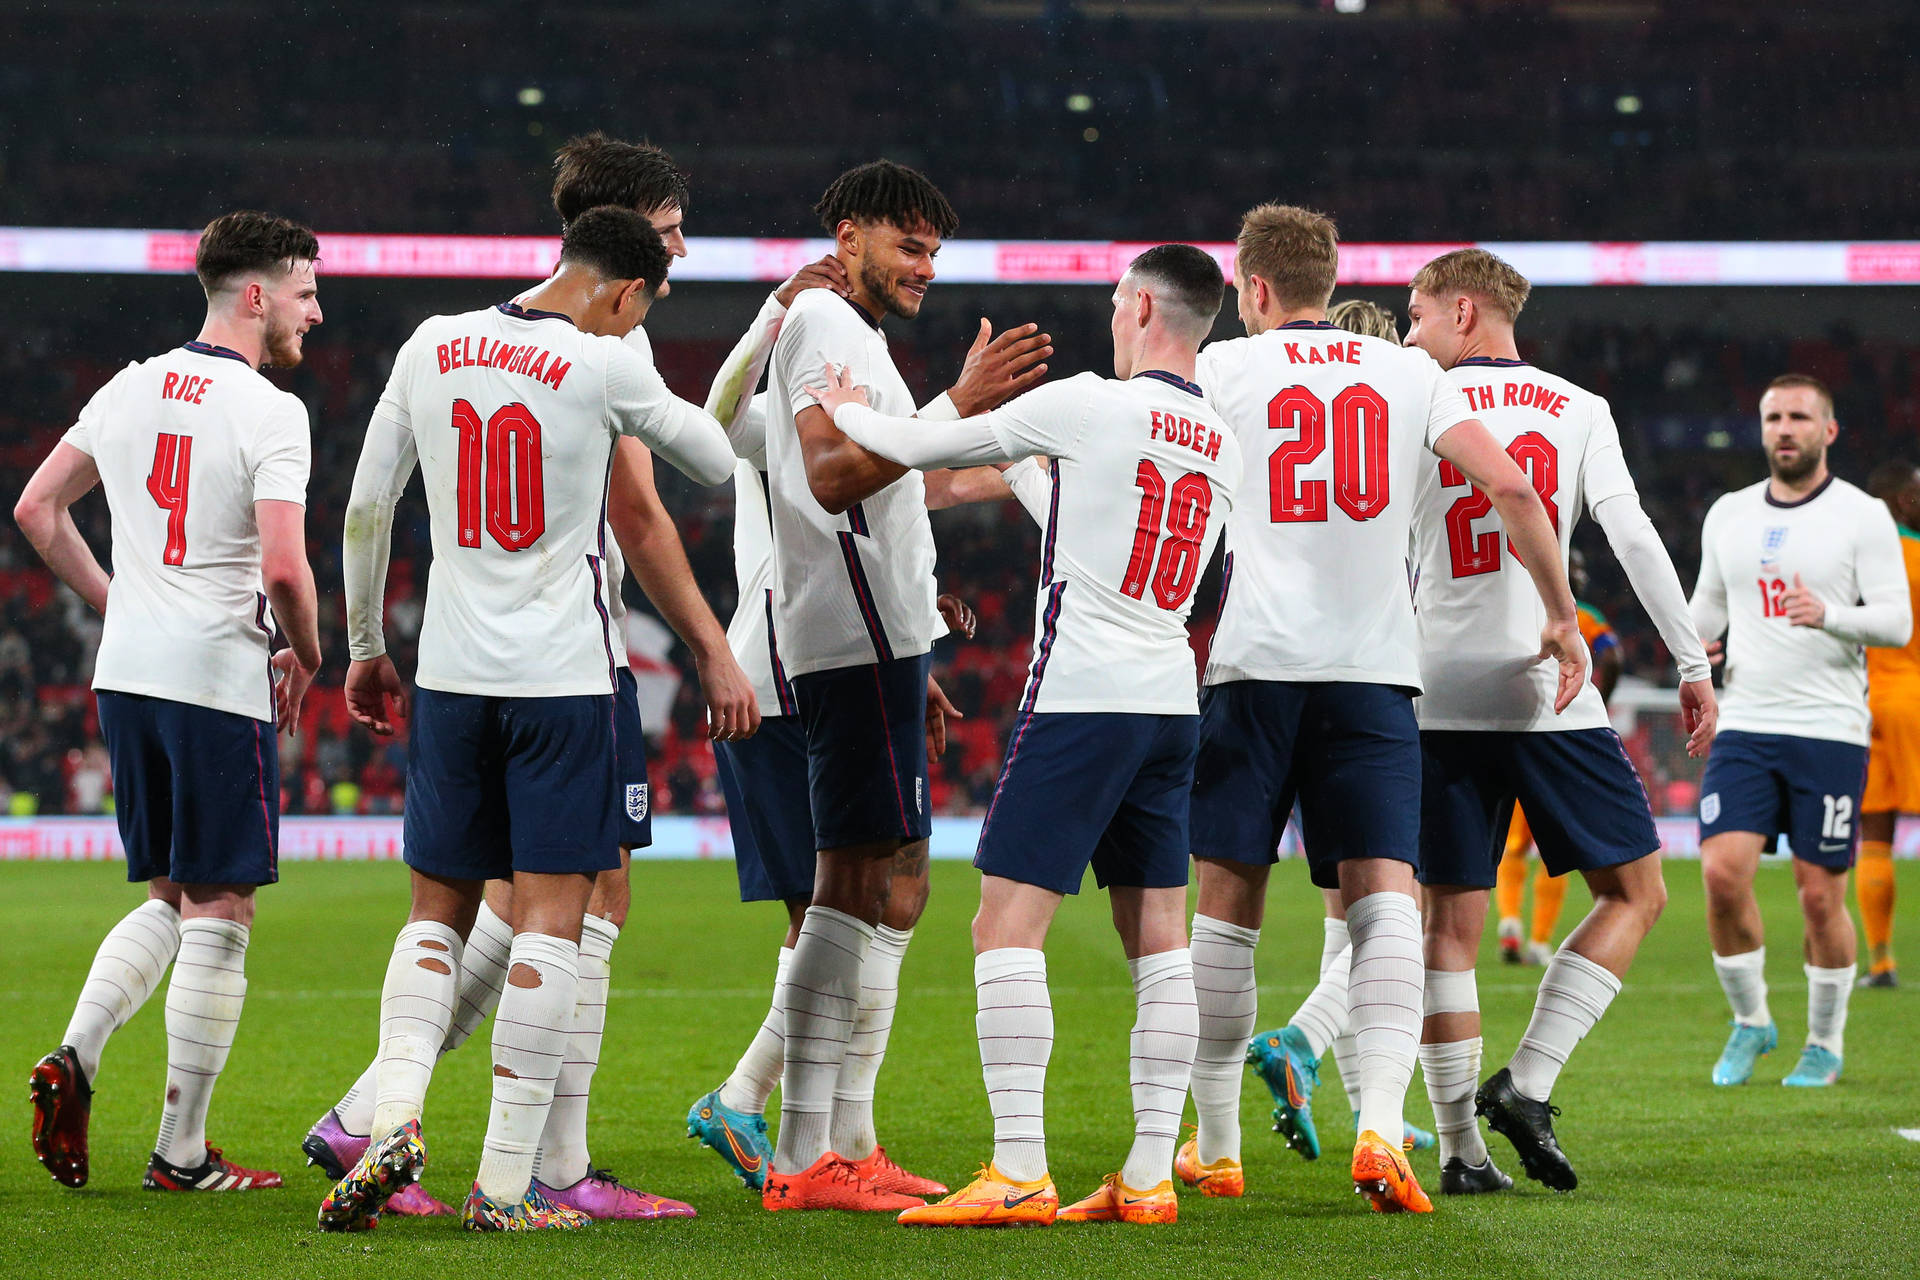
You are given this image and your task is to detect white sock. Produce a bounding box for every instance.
[475,932,579,1203]
[1189,913,1259,1164]
[370,920,464,1136]
[443,900,514,1053]
[773,907,873,1173]
[976,947,1051,1182]
[1346,892,1424,1149]
[1805,963,1857,1055]
[1712,946,1771,1028]
[1509,948,1622,1101]
[532,914,618,1189]
[831,923,911,1159]
[720,945,793,1115]
[1419,1038,1487,1166]
[154,918,249,1166]
[1291,943,1351,1060]
[63,897,180,1083]
[1122,948,1197,1190]
[1318,918,1363,1111]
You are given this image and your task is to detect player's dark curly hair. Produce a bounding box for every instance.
[559,206,671,297]
[194,211,319,295]
[814,160,958,238]
[1125,243,1226,338]
[551,132,690,225]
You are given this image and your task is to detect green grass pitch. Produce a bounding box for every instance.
[4,858,1918,1279]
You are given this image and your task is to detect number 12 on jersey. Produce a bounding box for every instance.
[452,399,547,552]
[1121,459,1214,610]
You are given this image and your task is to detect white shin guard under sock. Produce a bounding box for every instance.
[370,920,464,1136]
[831,923,911,1159]
[719,945,793,1115]
[1121,949,1197,1190]
[773,907,873,1173]
[1509,948,1622,1102]
[476,932,579,1202]
[533,914,618,1189]
[1804,963,1856,1055]
[64,897,180,1084]
[1712,946,1771,1028]
[155,917,249,1166]
[976,948,1052,1183]
[1346,892,1424,1149]
[1189,914,1259,1164]
[1418,966,1484,1166]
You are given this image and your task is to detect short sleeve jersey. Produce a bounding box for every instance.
[1196,323,1473,690]
[765,290,938,678]
[1412,359,1637,732]
[65,342,310,722]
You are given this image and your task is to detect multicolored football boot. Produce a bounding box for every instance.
[849,1146,947,1198]
[897,1163,1057,1227]
[144,1143,283,1191]
[1352,1129,1433,1214]
[1248,1025,1320,1159]
[317,1118,426,1231]
[29,1045,92,1188]
[1057,1173,1179,1225]
[535,1168,696,1219]
[301,1108,451,1215]
[1781,1044,1842,1087]
[686,1088,771,1189]
[1173,1134,1244,1198]
[462,1180,591,1232]
[1711,1020,1779,1086]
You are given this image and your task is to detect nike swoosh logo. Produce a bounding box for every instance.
[1285,1062,1307,1108]
[1819,842,1847,852]
[1121,1195,1155,1205]
[1002,1189,1045,1208]
[721,1124,763,1172]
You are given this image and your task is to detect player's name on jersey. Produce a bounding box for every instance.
[1278,337,1365,366]
[159,371,215,404]
[1460,379,1572,417]
[1148,408,1224,461]
[433,334,573,390]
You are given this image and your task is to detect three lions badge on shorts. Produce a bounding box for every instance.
[627,783,649,822]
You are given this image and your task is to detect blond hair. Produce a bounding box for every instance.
[1235,204,1338,311]
[1409,248,1532,323]
[1764,373,1835,419]
[1327,298,1399,342]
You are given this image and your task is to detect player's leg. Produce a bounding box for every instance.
[1857,701,1905,986]
[1527,866,1570,966]
[1779,742,1865,1087]
[1495,808,1530,962]
[1698,731,1782,1084]
[1856,809,1897,985]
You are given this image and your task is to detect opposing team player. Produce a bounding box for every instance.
[21,211,323,1192]
[1856,460,1920,987]
[809,243,1241,1226]
[1401,249,1714,1193]
[758,160,1043,1212]
[1181,206,1584,1215]
[1693,375,1912,1087]
[323,209,734,1232]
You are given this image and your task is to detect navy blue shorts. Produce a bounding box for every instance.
[1190,680,1421,890]
[96,690,280,886]
[403,687,621,880]
[614,667,651,849]
[1418,728,1659,888]
[791,652,932,850]
[1699,729,1868,870]
[717,714,816,902]
[976,712,1198,896]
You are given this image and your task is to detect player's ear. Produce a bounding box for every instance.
[835,219,860,257]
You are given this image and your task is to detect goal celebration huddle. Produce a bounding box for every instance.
[19,135,1911,1233]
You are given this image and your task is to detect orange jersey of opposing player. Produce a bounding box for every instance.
[1864,525,1920,814]
[1577,601,1618,665]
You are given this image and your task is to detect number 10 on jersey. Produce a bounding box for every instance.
[452,399,546,551]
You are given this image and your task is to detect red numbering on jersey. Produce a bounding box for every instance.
[1759,577,1788,618]
[1437,431,1560,578]
[1266,383,1393,524]
[146,432,193,566]
[451,399,546,551]
[1121,459,1215,610]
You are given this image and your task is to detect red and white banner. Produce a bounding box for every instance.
[3,227,1919,286]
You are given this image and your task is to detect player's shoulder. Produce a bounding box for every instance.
[1709,478,1771,514]
[783,287,863,331]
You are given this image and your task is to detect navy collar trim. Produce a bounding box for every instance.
[1457,356,1529,368]
[1135,369,1204,398]
[496,300,572,324]
[842,295,883,331]
[1278,320,1338,330]
[1766,473,1835,509]
[182,340,252,367]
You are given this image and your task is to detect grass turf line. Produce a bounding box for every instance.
[3,859,1917,1279]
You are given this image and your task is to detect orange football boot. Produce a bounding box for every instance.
[897,1163,1057,1227]
[1057,1173,1179,1224]
[849,1146,948,1198]
[761,1152,924,1212]
[1174,1135,1244,1198]
[1352,1129,1433,1214]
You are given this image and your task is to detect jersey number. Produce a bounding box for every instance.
[452,400,546,551]
[1822,794,1854,841]
[1267,383,1391,523]
[1121,460,1215,610]
[146,432,192,566]
[1758,577,1788,618]
[1437,432,1560,578]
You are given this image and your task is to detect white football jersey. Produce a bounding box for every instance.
[722,395,797,717]
[1197,323,1474,689]
[358,301,728,698]
[599,323,658,671]
[1412,359,1636,731]
[980,371,1242,714]
[64,342,309,721]
[1692,476,1908,745]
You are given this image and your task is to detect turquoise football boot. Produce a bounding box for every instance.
[1781,1044,1842,1087]
[1248,1026,1321,1160]
[1711,1021,1779,1086]
[685,1088,771,1189]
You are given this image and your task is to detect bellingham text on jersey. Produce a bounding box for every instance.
[434,336,572,390]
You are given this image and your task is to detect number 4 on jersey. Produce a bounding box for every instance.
[147,432,192,566]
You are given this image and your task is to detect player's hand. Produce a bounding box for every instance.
[926,675,962,767]
[271,649,318,736]
[696,646,761,742]
[345,655,410,736]
[805,363,871,419]
[1783,573,1827,629]
[774,255,850,308]
[1537,619,1590,714]
[1704,638,1725,667]
[937,593,977,639]
[948,319,1052,416]
[1679,677,1718,758]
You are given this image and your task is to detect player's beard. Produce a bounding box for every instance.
[1769,442,1822,485]
[861,260,921,320]
[262,313,305,369]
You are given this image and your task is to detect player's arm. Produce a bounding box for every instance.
[812,366,1087,473]
[14,442,109,616]
[1789,506,1916,647]
[706,257,850,459]
[1433,418,1588,711]
[1689,501,1731,667]
[608,348,734,487]
[258,499,321,734]
[1591,492,1716,754]
[341,406,418,736]
[606,437,758,742]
